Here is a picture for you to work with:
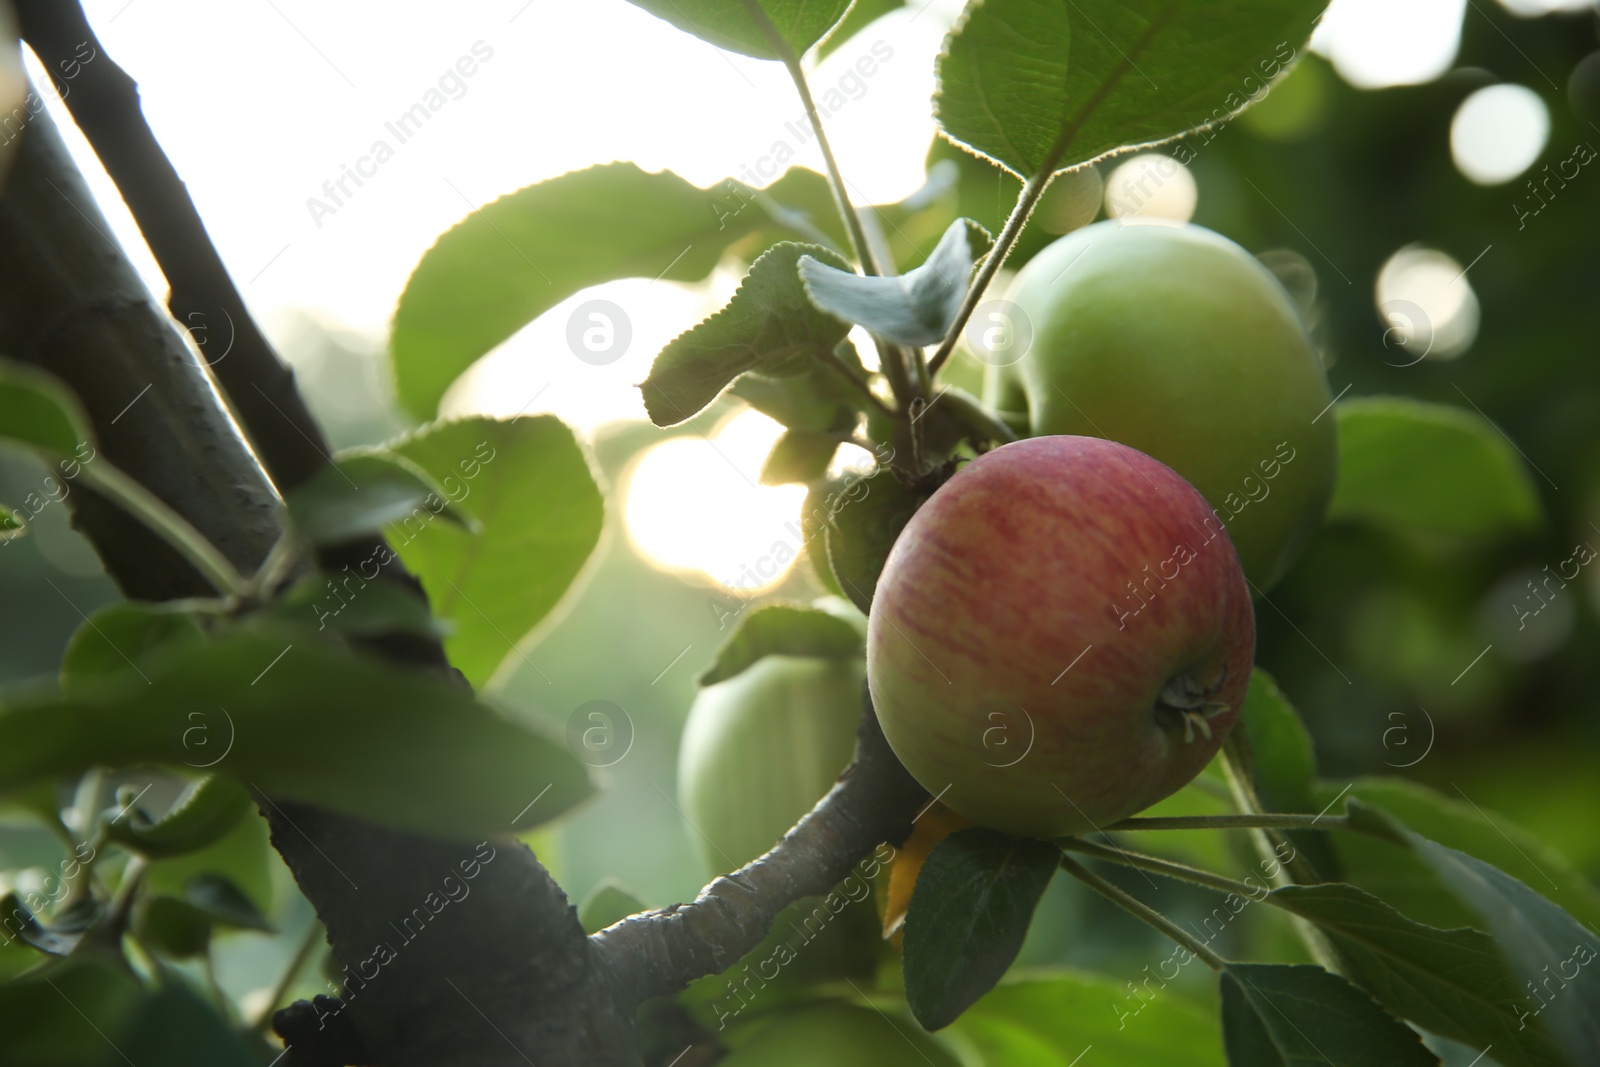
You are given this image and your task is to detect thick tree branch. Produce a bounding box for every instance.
[592,686,927,1007]
[7,11,939,1052]
[1,103,634,1066]
[15,0,330,492]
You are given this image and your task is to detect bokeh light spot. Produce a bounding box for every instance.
[1374,245,1481,362]
[1102,153,1197,225]
[1450,83,1550,186]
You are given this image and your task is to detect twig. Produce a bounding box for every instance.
[927,9,1178,377]
[1061,838,1267,900]
[735,0,922,413]
[818,345,895,418]
[1105,813,1346,832]
[1219,735,1343,974]
[1059,854,1227,971]
[253,920,325,1033]
[84,464,248,597]
[15,0,332,493]
[591,685,927,1007]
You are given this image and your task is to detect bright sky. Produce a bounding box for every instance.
[26,0,1544,587]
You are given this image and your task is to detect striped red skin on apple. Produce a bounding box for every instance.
[867,436,1255,840]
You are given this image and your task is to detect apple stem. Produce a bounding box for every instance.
[1220,735,1347,976]
[1218,735,1326,889]
[818,345,897,419]
[735,0,926,418]
[1059,853,1228,972]
[1107,813,1345,831]
[1061,838,1266,900]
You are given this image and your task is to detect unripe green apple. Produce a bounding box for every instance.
[678,654,863,875]
[868,436,1255,839]
[999,220,1336,590]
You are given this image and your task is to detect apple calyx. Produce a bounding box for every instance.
[1156,666,1233,744]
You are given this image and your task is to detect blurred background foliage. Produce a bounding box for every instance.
[2,0,1598,1052]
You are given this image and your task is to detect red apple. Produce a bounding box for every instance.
[867,436,1255,839]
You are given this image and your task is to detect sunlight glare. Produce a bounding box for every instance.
[624,411,808,592]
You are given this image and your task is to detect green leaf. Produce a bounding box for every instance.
[1324,779,1600,936]
[798,219,983,346]
[0,629,594,840]
[267,575,444,640]
[1239,670,1315,814]
[760,429,840,486]
[59,601,208,699]
[579,877,647,934]
[816,0,903,60]
[1220,963,1439,1066]
[134,895,214,958]
[935,0,1321,179]
[0,957,258,1065]
[0,959,145,1065]
[388,417,604,689]
[0,359,94,458]
[720,1000,961,1065]
[623,0,852,60]
[949,970,1225,1066]
[729,339,867,434]
[0,503,24,541]
[902,827,1060,1030]
[181,872,274,931]
[117,981,264,1066]
[145,805,275,918]
[104,774,252,859]
[1268,883,1566,1067]
[391,163,809,421]
[1357,809,1600,1065]
[1329,397,1543,540]
[824,469,927,613]
[640,243,853,427]
[0,893,82,956]
[285,450,471,546]
[1239,670,1339,879]
[697,603,865,686]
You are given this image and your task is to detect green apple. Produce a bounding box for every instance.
[678,654,863,875]
[997,220,1336,590]
[721,1002,960,1066]
[676,652,883,1013]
